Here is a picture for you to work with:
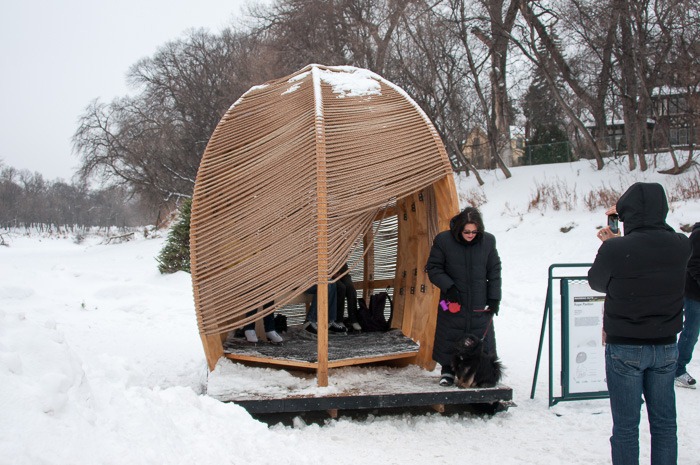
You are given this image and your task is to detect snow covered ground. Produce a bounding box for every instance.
[1,157,699,465]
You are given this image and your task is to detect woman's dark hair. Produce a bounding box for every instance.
[450,206,485,243]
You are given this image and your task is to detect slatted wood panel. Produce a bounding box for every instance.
[190,65,458,384]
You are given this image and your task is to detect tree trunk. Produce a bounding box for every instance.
[617,0,638,171]
[448,139,485,185]
[517,0,610,169]
[489,0,517,174]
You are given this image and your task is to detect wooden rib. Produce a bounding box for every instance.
[313,66,330,387]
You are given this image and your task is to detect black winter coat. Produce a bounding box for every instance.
[686,222,700,301]
[588,182,690,344]
[426,228,501,366]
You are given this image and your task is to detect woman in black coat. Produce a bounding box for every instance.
[426,207,502,386]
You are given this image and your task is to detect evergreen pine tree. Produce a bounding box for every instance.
[522,33,572,165]
[527,124,572,164]
[156,199,191,274]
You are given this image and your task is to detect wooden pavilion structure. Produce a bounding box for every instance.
[190,64,460,387]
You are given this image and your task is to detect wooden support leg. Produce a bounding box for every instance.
[201,332,225,371]
[431,404,445,413]
[317,281,329,387]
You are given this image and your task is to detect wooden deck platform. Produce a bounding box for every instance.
[222,327,421,369]
[229,380,513,415]
[209,338,513,418]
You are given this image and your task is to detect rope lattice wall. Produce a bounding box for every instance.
[190,64,452,336]
[346,215,399,284]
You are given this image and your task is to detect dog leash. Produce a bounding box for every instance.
[444,303,494,341]
[472,308,494,341]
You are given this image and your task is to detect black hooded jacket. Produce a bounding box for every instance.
[426,209,502,365]
[686,222,700,301]
[588,182,691,344]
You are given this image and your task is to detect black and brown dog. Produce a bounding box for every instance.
[451,334,503,388]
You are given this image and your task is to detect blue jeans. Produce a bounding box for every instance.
[243,312,275,332]
[306,283,337,323]
[605,343,678,465]
[676,297,700,377]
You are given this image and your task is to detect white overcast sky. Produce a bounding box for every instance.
[0,0,260,181]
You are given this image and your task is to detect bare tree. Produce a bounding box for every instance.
[610,0,700,171]
[252,0,413,76]
[0,161,153,230]
[646,0,699,173]
[513,0,618,170]
[391,2,485,181]
[73,29,270,208]
[437,0,517,178]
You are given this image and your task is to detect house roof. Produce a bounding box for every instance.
[651,85,700,97]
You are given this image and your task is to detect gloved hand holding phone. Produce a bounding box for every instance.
[598,206,621,242]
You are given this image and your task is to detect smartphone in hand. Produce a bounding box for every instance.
[607,214,619,234]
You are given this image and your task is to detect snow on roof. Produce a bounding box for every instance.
[318,67,382,98]
[510,126,525,137]
[282,66,383,99]
[652,85,699,96]
[229,84,269,110]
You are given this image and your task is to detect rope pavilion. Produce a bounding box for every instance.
[190,64,460,388]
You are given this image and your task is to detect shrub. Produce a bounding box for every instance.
[528,178,577,211]
[583,186,623,211]
[668,173,700,202]
[459,188,487,208]
[157,199,191,274]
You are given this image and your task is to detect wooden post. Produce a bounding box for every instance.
[433,174,459,229]
[313,66,329,387]
[363,229,375,301]
[392,199,408,329]
[431,404,446,413]
[412,174,459,368]
[200,333,225,371]
[407,190,436,369]
[398,196,418,337]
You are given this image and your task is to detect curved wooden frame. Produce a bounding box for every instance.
[190,65,459,386]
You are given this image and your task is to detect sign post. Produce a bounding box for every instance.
[530,264,609,406]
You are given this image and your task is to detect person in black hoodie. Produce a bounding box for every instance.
[589,182,690,465]
[676,221,700,388]
[426,206,502,387]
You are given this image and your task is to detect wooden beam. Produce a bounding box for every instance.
[405,189,436,370]
[201,332,225,371]
[223,349,419,369]
[392,198,409,329]
[327,351,418,368]
[412,175,460,369]
[397,195,419,339]
[373,205,398,221]
[317,283,329,386]
[353,278,393,290]
[431,404,446,413]
[363,228,375,299]
[224,354,318,369]
[313,67,329,388]
[228,387,514,414]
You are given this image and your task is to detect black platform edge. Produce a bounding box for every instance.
[230,386,513,414]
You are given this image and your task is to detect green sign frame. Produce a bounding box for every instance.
[530,264,609,407]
